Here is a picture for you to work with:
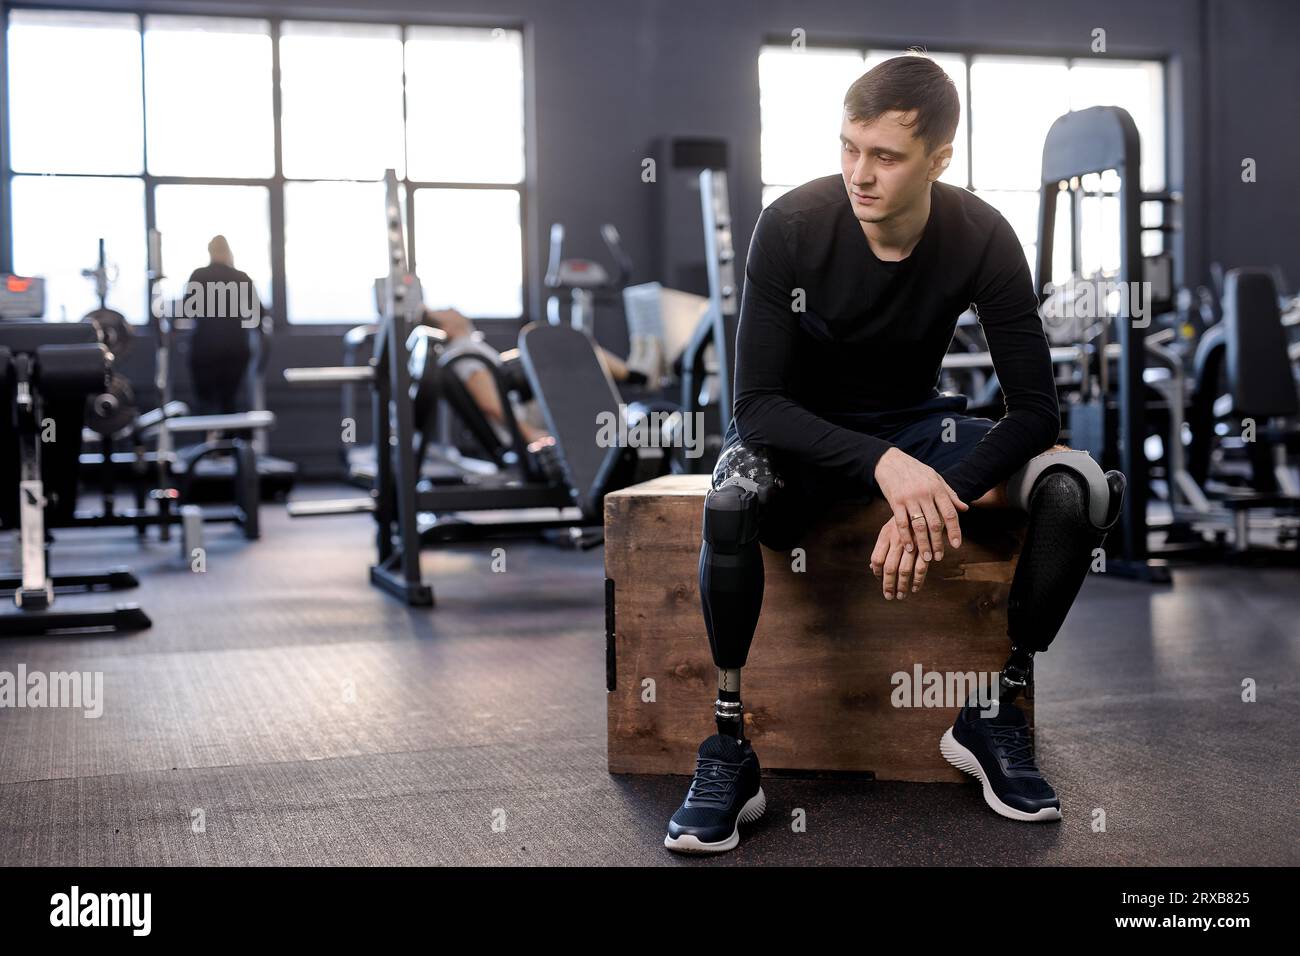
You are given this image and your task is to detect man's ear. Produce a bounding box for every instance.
[928,144,953,181]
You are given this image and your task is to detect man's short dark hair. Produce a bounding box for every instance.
[843,52,960,153]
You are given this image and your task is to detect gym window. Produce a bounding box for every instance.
[1,9,527,325]
[758,45,1166,278]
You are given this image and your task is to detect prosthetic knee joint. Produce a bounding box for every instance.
[999,450,1126,703]
[699,442,782,739]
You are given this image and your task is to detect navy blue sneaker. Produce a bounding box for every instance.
[941,701,1062,822]
[664,734,766,853]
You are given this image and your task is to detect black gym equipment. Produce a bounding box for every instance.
[544,221,632,340]
[1033,106,1173,582]
[80,240,147,443]
[0,321,151,636]
[1028,109,1298,564]
[46,236,276,555]
[333,312,537,490]
[679,168,740,474]
[286,170,668,606]
[1180,269,1300,555]
[81,238,134,371]
[0,274,46,319]
[339,321,378,480]
[331,317,543,489]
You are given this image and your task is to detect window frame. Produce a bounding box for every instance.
[757,37,1170,273]
[0,4,532,328]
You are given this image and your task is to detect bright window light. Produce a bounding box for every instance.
[279,21,405,180]
[759,48,970,200]
[11,175,148,322]
[759,47,865,189]
[970,56,1070,191]
[284,180,391,323]
[144,16,274,178]
[4,13,531,325]
[1068,60,1166,191]
[6,10,144,175]
[153,185,272,307]
[405,27,525,184]
[414,188,522,318]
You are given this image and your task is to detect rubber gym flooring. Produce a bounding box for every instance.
[2,492,1296,867]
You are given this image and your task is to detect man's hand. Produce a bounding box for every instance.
[870,518,927,600]
[873,447,969,561]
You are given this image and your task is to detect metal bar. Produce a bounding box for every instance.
[164,410,275,433]
[369,559,433,607]
[287,497,374,517]
[64,512,181,529]
[761,33,1172,63]
[269,18,288,341]
[418,516,594,543]
[415,483,572,512]
[3,3,523,33]
[699,168,737,425]
[380,167,432,604]
[138,13,156,323]
[0,604,151,636]
[520,22,535,322]
[0,5,12,273]
[284,365,374,385]
[1119,129,1148,565]
[1034,181,1058,299]
[0,567,138,595]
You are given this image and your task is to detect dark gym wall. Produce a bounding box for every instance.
[3,0,1295,473]
[1201,0,1300,288]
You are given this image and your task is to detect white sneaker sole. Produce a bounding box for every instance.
[940,728,1062,822]
[664,787,767,854]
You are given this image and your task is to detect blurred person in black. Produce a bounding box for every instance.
[184,235,267,415]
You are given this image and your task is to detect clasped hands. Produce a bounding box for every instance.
[869,447,968,601]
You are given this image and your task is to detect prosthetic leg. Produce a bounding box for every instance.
[664,442,779,853]
[941,449,1126,822]
[999,449,1127,703]
[698,442,784,741]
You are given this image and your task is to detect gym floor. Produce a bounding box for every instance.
[3,500,1295,866]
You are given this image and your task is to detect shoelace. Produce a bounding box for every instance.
[988,724,1040,772]
[687,756,742,806]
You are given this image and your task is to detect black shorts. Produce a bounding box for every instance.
[713,393,995,551]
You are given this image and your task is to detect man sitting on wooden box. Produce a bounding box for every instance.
[665,53,1126,854]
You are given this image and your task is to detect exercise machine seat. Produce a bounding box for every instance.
[1223,269,1298,419]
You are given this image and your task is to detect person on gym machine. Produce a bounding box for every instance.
[185,235,268,415]
[664,53,1126,854]
[422,306,651,449]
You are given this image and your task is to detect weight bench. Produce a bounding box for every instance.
[519,323,640,522]
[163,409,275,541]
[0,322,151,636]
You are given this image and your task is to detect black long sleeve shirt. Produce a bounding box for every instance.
[731,175,1060,504]
[185,263,267,352]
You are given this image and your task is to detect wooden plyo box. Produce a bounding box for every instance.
[604,475,1030,782]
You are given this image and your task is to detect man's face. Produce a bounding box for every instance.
[840,110,950,224]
